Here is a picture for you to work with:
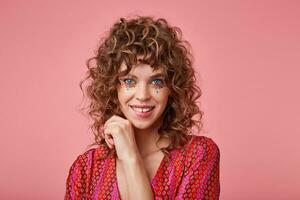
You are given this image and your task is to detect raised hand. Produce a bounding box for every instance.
[103,115,140,161]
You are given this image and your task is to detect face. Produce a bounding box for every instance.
[117,60,170,131]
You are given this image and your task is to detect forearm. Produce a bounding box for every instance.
[121,156,154,200]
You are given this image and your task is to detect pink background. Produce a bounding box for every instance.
[1,0,299,199]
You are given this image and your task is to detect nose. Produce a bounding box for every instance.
[135,83,150,101]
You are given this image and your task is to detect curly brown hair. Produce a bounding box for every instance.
[79,15,204,160]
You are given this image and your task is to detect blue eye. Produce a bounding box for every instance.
[122,79,135,86]
[152,79,164,87]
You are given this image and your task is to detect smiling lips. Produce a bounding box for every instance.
[130,105,155,118]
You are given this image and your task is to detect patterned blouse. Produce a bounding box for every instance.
[65,135,220,199]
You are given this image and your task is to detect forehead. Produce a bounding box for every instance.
[118,62,164,76]
[118,54,165,75]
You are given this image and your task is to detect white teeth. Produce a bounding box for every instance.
[131,106,153,113]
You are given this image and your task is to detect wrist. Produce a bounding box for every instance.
[119,153,142,165]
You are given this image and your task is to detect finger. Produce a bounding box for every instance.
[103,118,127,148]
[103,130,115,147]
[104,115,127,129]
[107,135,115,146]
[104,122,125,137]
[104,135,113,149]
[106,139,113,149]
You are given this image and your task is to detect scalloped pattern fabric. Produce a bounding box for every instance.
[65,135,220,200]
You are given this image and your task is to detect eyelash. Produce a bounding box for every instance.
[122,79,134,87]
[121,78,165,88]
[152,79,164,86]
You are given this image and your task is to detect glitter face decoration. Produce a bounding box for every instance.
[116,62,170,130]
[119,76,166,94]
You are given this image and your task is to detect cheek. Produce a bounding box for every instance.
[117,87,133,103]
[152,88,169,101]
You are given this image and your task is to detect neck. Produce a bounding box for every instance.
[133,114,170,158]
[133,126,161,158]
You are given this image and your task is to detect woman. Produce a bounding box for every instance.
[65,16,220,200]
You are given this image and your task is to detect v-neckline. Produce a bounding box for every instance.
[113,152,168,198]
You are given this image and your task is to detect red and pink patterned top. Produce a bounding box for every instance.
[65,135,220,199]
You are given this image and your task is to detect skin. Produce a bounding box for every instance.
[102,58,171,199]
[104,60,171,158]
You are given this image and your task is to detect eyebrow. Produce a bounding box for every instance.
[120,73,165,79]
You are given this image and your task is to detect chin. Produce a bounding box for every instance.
[128,118,154,130]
